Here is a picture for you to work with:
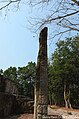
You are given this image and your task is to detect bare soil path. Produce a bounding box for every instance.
[2,106,79,119]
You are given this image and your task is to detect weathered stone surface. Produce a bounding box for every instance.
[0,75,5,92]
[5,79,18,94]
[34,27,48,119]
[0,75,18,95]
[0,92,16,117]
[0,75,34,118]
[0,92,34,118]
[15,96,34,114]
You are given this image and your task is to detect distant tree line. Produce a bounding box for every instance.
[0,35,79,108]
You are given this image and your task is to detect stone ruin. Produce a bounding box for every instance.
[0,75,18,94]
[0,75,34,118]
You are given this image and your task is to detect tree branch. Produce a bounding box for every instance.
[0,0,21,10]
[47,10,79,23]
[51,29,71,39]
[39,10,79,29]
[62,25,79,32]
[71,0,79,6]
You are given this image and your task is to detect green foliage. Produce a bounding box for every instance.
[0,69,3,76]
[17,62,36,98]
[3,67,17,82]
[1,35,79,107]
[3,62,36,99]
[48,35,79,107]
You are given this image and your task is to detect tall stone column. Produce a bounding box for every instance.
[34,27,48,119]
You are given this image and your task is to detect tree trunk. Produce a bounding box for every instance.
[64,81,72,108]
[34,27,48,119]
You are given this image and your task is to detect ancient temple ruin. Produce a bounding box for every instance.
[0,75,33,117]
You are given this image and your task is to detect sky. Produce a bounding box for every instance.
[0,2,39,70]
[0,0,67,71]
[0,1,77,70]
[0,1,57,70]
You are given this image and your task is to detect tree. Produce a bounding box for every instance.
[1,0,79,115]
[17,62,36,98]
[48,64,64,106]
[0,0,21,10]
[49,35,79,108]
[0,69,3,75]
[3,66,17,82]
[0,0,79,37]
[3,62,36,98]
[27,0,79,38]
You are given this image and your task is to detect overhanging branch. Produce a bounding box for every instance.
[71,0,79,6]
[0,0,21,10]
[47,10,79,23]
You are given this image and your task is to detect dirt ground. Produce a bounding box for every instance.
[49,105,79,119]
[2,106,79,119]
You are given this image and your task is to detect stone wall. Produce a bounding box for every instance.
[0,75,5,92]
[0,76,34,117]
[0,92,34,117]
[0,92,16,117]
[0,75,18,94]
[5,79,18,94]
